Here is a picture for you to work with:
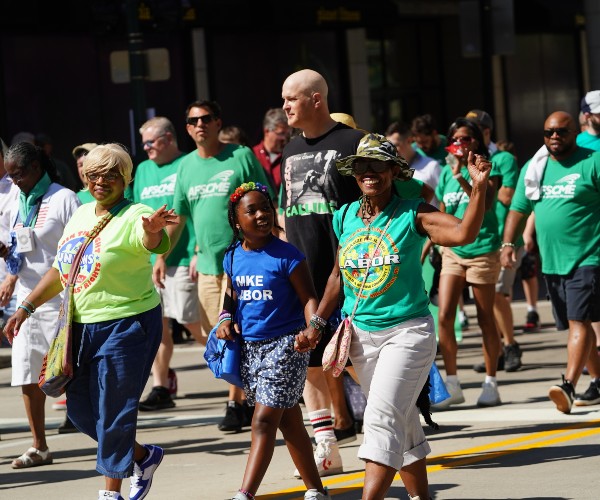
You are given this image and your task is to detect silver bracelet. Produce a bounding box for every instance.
[501,242,516,249]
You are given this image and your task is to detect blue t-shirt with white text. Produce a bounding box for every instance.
[223,237,305,341]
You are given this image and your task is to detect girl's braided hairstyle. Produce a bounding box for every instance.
[226,182,282,252]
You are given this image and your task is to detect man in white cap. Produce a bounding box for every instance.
[578,90,600,151]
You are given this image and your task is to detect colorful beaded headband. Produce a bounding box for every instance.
[230,181,269,203]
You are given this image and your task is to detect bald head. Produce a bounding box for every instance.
[281,69,335,138]
[283,69,329,100]
[543,111,577,160]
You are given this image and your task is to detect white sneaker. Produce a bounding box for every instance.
[293,439,343,478]
[305,488,331,499]
[98,491,124,500]
[431,378,465,410]
[477,381,502,407]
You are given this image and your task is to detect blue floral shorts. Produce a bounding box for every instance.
[241,328,309,409]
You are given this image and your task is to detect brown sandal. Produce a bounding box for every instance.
[11,447,53,469]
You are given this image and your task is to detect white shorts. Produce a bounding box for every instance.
[11,297,60,386]
[158,266,201,325]
[350,315,436,471]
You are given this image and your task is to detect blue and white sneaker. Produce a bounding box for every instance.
[129,445,164,500]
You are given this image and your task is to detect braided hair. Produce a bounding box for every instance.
[226,182,282,253]
[5,142,60,183]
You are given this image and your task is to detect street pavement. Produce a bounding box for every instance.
[1,300,599,499]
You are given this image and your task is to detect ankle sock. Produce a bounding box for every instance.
[485,376,497,385]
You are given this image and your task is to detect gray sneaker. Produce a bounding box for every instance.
[477,381,501,407]
[305,489,331,499]
[504,342,522,372]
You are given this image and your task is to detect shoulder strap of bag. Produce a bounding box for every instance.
[347,205,399,321]
[66,199,131,286]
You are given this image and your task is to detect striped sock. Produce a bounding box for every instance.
[308,408,336,443]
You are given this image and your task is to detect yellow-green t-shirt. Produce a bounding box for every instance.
[53,202,169,323]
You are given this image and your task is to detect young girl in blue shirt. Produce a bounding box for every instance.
[217,182,329,500]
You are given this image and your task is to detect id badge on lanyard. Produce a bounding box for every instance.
[13,198,42,254]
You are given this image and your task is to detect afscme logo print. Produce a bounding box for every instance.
[140,173,177,199]
[542,173,580,199]
[188,170,234,200]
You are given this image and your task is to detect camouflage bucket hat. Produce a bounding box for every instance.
[336,133,413,181]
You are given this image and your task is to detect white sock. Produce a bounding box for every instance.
[527,305,537,312]
[446,375,459,384]
[99,491,121,499]
[485,376,497,385]
[308,409,336,443]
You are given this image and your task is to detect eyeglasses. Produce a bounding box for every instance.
[451,136,474,144]
[352,162,392,175]
[543,127,570,138]
[186,114,215,126]
[87,172,122,183]
[142,134,166,148]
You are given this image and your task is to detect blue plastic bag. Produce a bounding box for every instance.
[203,326,243,388]
[429,362,451,405]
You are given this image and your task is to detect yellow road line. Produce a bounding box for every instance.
[258,420,600,499]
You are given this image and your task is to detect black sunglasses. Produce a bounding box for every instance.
[186,114,215,126]
[543,127,570,138]
[352,162,392,175]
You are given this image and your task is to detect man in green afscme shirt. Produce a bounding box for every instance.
[501,111,600,415]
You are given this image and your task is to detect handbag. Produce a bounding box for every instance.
[38,199,130,397]
[203,326,243,388]
[322,206,398,377]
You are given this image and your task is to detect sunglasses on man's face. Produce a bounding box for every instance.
[543,127,570,138]
[352,162,392,175]
[186,114,215,126]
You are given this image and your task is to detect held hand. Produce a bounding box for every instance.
[466,151,492,188]
[0,278,16,307]
[295,325,322,353]
[0,241,9,259]
[141,204,180,234]
[2,308,29,345]
[500,246,516,268]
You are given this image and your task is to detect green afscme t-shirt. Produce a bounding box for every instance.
[491,150,523,246]
[133,155,195,267]
[53,203,170,323]
[333,196,431,331]
[173,144,274,275]
[435,163,501,258]
[510,147,600,275]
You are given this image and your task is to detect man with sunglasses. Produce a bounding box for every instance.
[163,100,273,432]
[502,111,600,413]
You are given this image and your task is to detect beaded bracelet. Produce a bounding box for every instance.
[501,242,516,249]
[310,313,327,328]
[18,304,33,317]
[309,319,325,331]
[22,299,36,313]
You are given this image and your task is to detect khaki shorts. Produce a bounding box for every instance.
[440,247,501,285]
[158,266,201,324]
[496,246,525,295]
[197,273,227,338]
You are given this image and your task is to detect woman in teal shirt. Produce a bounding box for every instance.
[295,133,492,500]
[434,118,502,411]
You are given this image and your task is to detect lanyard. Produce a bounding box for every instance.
[13,197,43,229]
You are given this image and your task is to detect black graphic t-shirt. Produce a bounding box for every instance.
[280,123,363,297]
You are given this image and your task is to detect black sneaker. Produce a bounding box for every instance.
[139,386,175,411]
[574,379,600,406]
[548,376,575,414]
[473,354,505,373]
[218,401,244,432]
[524,310,540,332]
[504,342,522,372]
[334,424,357,445]
[58,415,79,434]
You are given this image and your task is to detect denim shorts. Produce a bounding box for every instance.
[545,266,600,331]
[241,328,309,409]
[66,305,162,479]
